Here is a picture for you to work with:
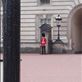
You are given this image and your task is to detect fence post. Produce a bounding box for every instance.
[3,0,20,82]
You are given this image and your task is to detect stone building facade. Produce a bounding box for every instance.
[0,0,82,53]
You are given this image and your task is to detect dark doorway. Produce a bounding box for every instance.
[71,8,82,53]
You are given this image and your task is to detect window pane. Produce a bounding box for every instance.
[40,18,51,25]
[40,0,50,4]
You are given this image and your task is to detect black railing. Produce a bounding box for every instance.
[0,55,3,82]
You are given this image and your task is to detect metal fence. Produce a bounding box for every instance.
[0,1,3,81]
[0,54,3,82]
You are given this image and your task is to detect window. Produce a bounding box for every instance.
[40,18,51,25]
[39,16,51,41]
[35,15,51,42]
[40,15,51,25]
[40,0,50,4]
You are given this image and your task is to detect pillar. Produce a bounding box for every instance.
[3,0,20,82]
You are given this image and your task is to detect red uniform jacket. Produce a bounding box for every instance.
[41,37,47,46]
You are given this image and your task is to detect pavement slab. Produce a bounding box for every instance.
[20,54,82,82]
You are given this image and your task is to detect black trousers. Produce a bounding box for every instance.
[41,46,46,54]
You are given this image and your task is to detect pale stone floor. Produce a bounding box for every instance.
[0,54,82,82]
[20,54,82,82]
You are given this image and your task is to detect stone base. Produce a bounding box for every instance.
[1,47,82,54]
[20,47,40,53]
[52,43,67,54]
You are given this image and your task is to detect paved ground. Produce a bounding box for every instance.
[20,54,82,82]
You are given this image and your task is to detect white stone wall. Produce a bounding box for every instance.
[0,0,82,48]
[20,0,81,48]
[21,0,37,45]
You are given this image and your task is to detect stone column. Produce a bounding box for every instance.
[3,0,20,82]
[0,0,1,44]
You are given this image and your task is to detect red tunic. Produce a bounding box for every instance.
[41,37,46,46]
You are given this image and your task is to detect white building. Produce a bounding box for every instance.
[0,0,82,53]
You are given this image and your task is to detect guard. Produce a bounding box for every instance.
[40,33,47,54]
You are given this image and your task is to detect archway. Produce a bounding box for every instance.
[68,4,82,53]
